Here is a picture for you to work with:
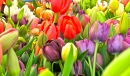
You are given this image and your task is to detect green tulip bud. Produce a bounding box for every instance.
[125,1,130,12]
[119,12,130,34]
[17,8,24,21]
[6,0,12,7]
[19,25,27,36]
[21,52,29,63]
[0,28,18,54]
[37,32,48,48]
[7,48,20,76]
[61,43,78,62]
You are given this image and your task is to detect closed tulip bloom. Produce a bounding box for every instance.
[51,0,72,14]
[19,60,25,71]
[58,15,82,40]
[75,39,95,56]
[122,36,130,49]
[73,60,82,75]
[81,14,90,29]
[42,40,62,62]
[108,0,119,12]
[39,21,60,40]
[40,10,54,21]
[107,34,125,54]
[11,14,18,24]
[89,21,110,42]
[122,0,130,6]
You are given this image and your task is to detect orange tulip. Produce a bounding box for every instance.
[25,2,34,11]
[40,10,54,21]
[0,43,2,64]
[0,0,5,7]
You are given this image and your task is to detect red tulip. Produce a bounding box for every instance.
[0,0,5,7]
[51,0,72,14]
[39,21,60,40]
[0,20,4,34]
[122,0,130,6]
[58,15,82,40]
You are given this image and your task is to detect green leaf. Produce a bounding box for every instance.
[24,50,34,76]
[7,18,15,28]
[78,50,87,61]
[109,25,116,38]
[33,54,41,64]
[83,23,90,39]
[16,38,35,56]
[17,8,24,21]
[97,11,106,23]
[82,59,91,76]
[32,0,38,9]
[62,44,74,76]
[102,48,130,76]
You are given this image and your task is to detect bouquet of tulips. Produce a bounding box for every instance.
[1,0,130,76]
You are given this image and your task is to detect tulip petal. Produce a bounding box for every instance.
[0,43,2,64]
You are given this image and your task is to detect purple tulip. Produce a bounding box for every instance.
[42,40,62,62]
[75,39,95,56]
[19,42,27,50]
[126,28,130,36]
[19,60,25,71]
[107,34,125,54]
[56,37,65,47]
[73,60,82,75]
[20,18,28,26]
[91,53,103,70]
[11,14,18,24]
[122,36,130,49]
[89,21,110,42]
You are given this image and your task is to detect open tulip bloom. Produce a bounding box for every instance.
[1,0,130,76]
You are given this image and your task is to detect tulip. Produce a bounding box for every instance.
[125,1,130,12]
[108,0,119,12]
[0,0,5,7]
[75,39,95,56]
[29,17,39,29]
[51,0,72,14]
[30,64,37,76]
[81,14,90,29]
[25,2,34,11]
[73,60,82,75]
[21,52,29,63]
[0,43,2,64]
[42,40,62,62]
[71,3,80,13]
[40,10,54,21]
[19,18,28,26]
[89,21,110,42]
[91,53,103,70]
[107,34,125,54]
[116,3,124,16]
[0,20,4,34]
[97,0,108,11]
[58,15,82,40]
[122,0,130,6]
[39,21,60,40]
[19,42,27,50]
[38,69,54,76]
[122,36,130,49]
[56,37,65,47]
[35,7,44,17]
[0,28,18,54]
[126,28,130,36]
[61,43,78,62]
[7,48,20,76]
[119,12,130,34]
[19,60,25,71]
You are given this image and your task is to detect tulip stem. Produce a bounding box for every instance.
[8,6,11,18]
[88,56,93,76]
[58,60,63,72]
[53,13,59,24]
[92,42,99,76]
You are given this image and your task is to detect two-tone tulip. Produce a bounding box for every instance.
[75,39,95,56]
[0,28,18,54]
[81,14,90,29]
[51,0,72,14]
[71,3,80,13]
[58,15,82,40]
[89,21,110,42]
[40,10,54,21]
[7,48,20,76]
[42,40,62,62]
[61,43,78,62]
[107,34,125,54]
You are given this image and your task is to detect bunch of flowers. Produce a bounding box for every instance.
[0,0,130,76]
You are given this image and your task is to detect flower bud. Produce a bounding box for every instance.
[81,14,90,29]
[108,0,119,12]
[72,3,80,13]
[19,25,27,36]
[20,18,28,26]
[37,32,48,48]
[19,60,25,71]
[11,14,18,24]
[6,0,12,7]
[0,28,18,54]
[61,43,78,62]
[40,10,54,21]
[42,40,62,62]
[30,64,37,76]
[7,48,20,76]
[91,53,103,70]
[56,37,65,47]
[116,3,124,16]
[75,39,95,56]
[73,60,82,75]
[36,7,44,17]
[19,42,27,50]
[107,34,125,54]
[21,52,29,63]
[119,12,130,34]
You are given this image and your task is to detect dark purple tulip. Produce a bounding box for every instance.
[20,18,28,26]
[79,10,85,16]
[122,36,130,49]
[42,40,62,62]
[11,14,18,24]
[19,42,27,50]
[56,37,65,47]
[75,39,95,56]
[73,60,82,75]
[89,21,110,42]
[107,34,125,54]
[91,53,103,70]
